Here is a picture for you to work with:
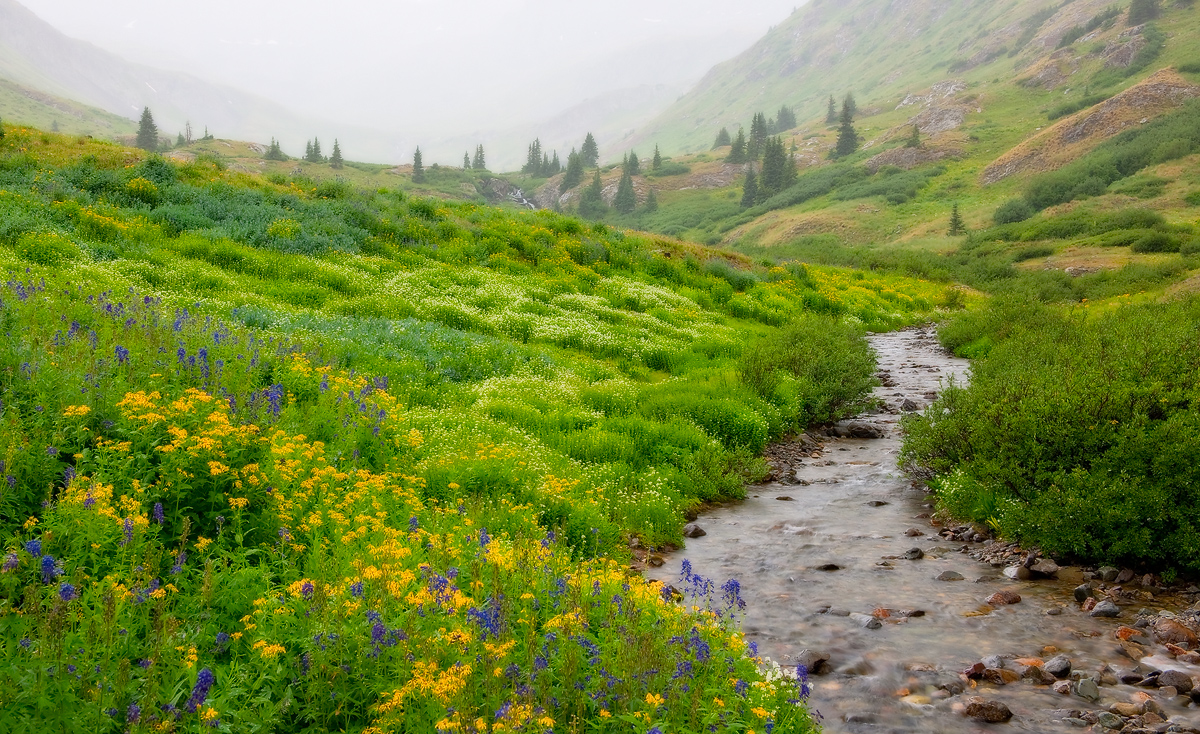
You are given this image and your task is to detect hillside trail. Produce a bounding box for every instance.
[647,327,1200,733]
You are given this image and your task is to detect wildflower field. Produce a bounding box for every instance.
[0,127,947,733]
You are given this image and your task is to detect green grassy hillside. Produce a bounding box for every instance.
[0,126,952,731]
[0,76,135,138]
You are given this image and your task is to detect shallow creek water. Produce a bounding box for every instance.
[648,328,1200,732]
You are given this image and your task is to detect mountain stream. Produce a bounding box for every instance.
[647,328,1200,733]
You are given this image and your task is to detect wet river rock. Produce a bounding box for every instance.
[964,697,1013,723]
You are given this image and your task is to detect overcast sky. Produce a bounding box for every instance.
[19,0,805,138]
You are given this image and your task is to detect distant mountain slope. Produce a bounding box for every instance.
[633,0,1130,154]
[0,0,400,160]
[0,76,135,137]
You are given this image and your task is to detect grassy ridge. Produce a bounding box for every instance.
[0,127,946,731]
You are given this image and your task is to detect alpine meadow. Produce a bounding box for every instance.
[3,0,1200,732]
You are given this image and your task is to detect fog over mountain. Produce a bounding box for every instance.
[15,0,804,165]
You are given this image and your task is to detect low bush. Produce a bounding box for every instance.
[993,199,1035,225]
[904,298,1200,571]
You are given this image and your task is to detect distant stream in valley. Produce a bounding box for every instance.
[647,328,1200,733]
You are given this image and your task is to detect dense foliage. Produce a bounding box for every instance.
[902,298,1200,573]
[0,126,946,732]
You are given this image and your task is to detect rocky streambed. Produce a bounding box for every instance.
[647,327,1200,733]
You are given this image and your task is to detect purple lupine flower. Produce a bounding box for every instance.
[171,551,187,575]
[349,580,363,598]
[479,528,491,548]
[721,578,746,613]
[121,517,133,546]
[371,621,387,646]
[59,582,77,602]
[83,492,96,509]
[46,446,58,456]
[265,384,283,418]
[24,539,41,557]
[408,516,419,532]
[185,668,215,712]
[3,553,18,572]
[115,345,130,365]
[67,320,80,338]
[300,580,314,600]
[152,502,164,524]
[62,466,76,486]
[126,703,141,723]
[41,555,62,583]
[177,347,186,364]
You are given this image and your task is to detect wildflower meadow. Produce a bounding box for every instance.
[0,126,950,732]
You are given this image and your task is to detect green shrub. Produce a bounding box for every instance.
[1130,231,1179,252]
[14,231,81,265]
[905,298,1200,571]
[1185,190,1200,206]
[1013,245,1052,262]
[993,199,1034,225]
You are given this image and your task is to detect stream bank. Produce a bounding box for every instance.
[647,327,1200,733]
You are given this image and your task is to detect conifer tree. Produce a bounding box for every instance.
[776,105,797,132]
[305,138,325,163]
[185,122,193,144]
[905,125,921,148]
[135,107,159,151]
[464,152,472,169]
[652,145,663,170]
[1128,0,1161,24]
[473,144,486,170]
[748,113,769,160]
[305,140,313,161]
[330,139,343,169]
[412,147,425,183]
[644,187,658,212]
[842,93,857,121]
[265,138,287,161]
[51,120,59,133]
[713,128,732,149]
[741,166,758,209]
[948,203,965,236]
[549,151,560,174]
[578,169,606,218]
[759,136,795,200]
[177,132,186,147]
[727,129,748,164]
[613,169,636,214]
[523,139,544,175]
[625,151,640,176]
[581,133,599,168]
[834,99,859,158]
[562,149,584,191]
[826,95,837,124]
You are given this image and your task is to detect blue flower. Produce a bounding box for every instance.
[115,345,130,365]
[120,517,133,546]
[40,555,62,583]
[24,539,41,557]
[59,582,77,602]
[171,551,187,575]
[408,516,419,532]
[185,668,215,712]
[126,703,141,723]
[152,502,164,524]
[349,580,364,598]
[2,553,17,572]
[479,528,491,548]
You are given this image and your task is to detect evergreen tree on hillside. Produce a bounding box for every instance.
[541,152,551,176]
[748,112,769,159]
[741,166,758,209]
[834,99,859,158]
[1128,0,1161,24]
[948,203,965,236]
[305,138,325,163]
[177,132,185,147]
[652,145,663,171]
[51,120,59,133]
[185,122,193,144]
[759,137,797,201]
[727,128,748,164]
[613,169,636,214]
[578,169,606,218]
[562,149,584,190]
[523,139,544,175]
[581,133,599,167]
[644,187,658,212]
[473,144,487,170]
[136,107,159,151]
[826,95,838,124]
[330,139,343,169]
[464,152,472,169]
[265,138,287,161]
[713,127,732,149]
[549,150,560,174]
[776,105,797,132]
[842,93,858,121]
[412,147,425,183]
[305,140,314,161]
[625,151,640,176]
[905,125,921,148]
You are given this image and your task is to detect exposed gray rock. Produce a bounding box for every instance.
[1091,600,1120,617]
[850,613,883,630]
[1096,711,1123,729]
[794,649,832,675]
[904,548,925,560]
[964,697,1013,723]
[1030,559,1060,578]
[1157,669,1193,692]
[1097,566,1120,582]
[682,523,707,538]
[1045,655,1072,679]
[1074,584,1094,603]
[1075,678,1100,702]
[936,570,965,581]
